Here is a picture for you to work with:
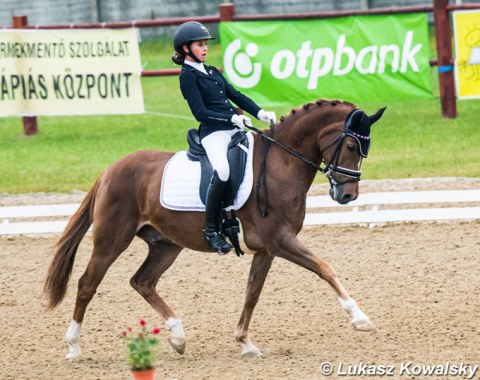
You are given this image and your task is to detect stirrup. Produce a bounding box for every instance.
[203,230,232,255]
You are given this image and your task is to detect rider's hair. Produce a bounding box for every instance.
[172,50,185,65]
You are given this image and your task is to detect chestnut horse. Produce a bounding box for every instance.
[44,99,385,359]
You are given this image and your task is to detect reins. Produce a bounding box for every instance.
[244,121,362,179]
[243,117,363,216]
[244,121,329,174]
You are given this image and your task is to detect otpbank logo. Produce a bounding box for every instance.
[223,39,262,88]
[224,31,424,90]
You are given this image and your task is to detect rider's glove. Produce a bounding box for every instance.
[257,109,277,124]
[231,114,253,129]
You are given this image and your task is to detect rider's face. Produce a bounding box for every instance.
[184,40,208,62]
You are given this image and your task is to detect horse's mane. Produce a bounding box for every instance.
[279,99,357,124]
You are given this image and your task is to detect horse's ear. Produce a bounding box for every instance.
[369,107,387,125]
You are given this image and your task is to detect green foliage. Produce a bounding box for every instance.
[122,320,160,371]
[357,97,480,180]
[0,39,479,193]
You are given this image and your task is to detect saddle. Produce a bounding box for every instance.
[186,128,249,207]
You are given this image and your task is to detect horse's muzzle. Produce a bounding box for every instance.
[329,185,358,205]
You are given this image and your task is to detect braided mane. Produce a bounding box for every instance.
[279,99,356,124]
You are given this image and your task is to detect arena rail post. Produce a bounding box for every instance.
[220,3,235,22]
[12,15,39,136]
[433,0,457,119]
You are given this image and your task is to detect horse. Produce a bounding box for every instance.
[44,99,385,359]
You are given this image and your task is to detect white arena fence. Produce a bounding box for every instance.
[1,189,480,236]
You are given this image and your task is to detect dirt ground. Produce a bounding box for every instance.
[0,178,479,380]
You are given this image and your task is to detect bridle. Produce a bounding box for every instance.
[243,113,365,216]
[245,118,363,184]
[321,131,362,187]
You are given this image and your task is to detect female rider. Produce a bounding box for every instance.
[172,21,276,254]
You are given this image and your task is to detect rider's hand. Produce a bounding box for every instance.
[231,114,252,129]
[257,109,277,124]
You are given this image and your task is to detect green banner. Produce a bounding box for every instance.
[220,14,432,106]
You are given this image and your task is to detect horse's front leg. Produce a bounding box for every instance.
[235,250,274,357]
[275,234,373,331]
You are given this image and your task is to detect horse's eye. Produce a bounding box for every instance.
[347,143,356,152]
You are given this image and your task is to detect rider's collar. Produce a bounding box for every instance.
[184,58,208,75]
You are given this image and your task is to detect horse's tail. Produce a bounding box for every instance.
[44,178,101,310]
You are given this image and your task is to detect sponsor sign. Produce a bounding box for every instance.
[453,10,480,99]
[0,28,144,116]
[220,14,432,106]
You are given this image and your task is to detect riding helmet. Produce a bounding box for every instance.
[173,21,215,53]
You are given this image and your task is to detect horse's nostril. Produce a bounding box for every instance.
[341,194,352,203]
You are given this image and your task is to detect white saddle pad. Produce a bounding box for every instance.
[160,132,254,212]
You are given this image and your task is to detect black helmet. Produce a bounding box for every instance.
[173,21,215,53]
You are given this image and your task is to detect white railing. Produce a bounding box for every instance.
[0,203,79,235]
[304,189,480,226]
[1,189,480,235]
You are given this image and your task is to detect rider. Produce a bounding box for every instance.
[172,21,276,254]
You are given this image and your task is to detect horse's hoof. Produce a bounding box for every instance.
[240,341,262,358]
[65,351,82,360]
[242,348,262,358]
[169,337,186,355]
[352,318,374,331]
[65,342,82,360]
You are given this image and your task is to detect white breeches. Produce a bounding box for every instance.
[201,129,240,181]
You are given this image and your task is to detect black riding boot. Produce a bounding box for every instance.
[203,172,232,254]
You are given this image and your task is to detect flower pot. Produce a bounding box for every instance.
[131,368,155,380]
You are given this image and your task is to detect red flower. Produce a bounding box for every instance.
[152,327,161,335]
[121,330,127,337]
[127,327,132,332]
[139,319,146,326]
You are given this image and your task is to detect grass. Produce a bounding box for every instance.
[1,38,479,193]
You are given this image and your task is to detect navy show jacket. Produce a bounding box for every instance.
[179,63,261,140]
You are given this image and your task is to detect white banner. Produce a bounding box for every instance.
[0,28,144,116]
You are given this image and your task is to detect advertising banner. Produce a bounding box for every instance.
[453,10,480,99]
[0,28,144,116]
[220,14,432,106]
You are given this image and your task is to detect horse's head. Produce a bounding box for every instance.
[319,107,386,205]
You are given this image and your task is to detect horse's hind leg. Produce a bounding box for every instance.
[274,235,373,331]
[65,217,138,359]
[131,230,185,354]
[234,250,274,357]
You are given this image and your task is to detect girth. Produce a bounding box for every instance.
[186,128,249,207]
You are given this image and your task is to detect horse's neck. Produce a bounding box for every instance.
[276,105,337,148]
[270,105,348,192]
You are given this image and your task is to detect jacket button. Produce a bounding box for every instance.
[225,100,228,103]
[220,90,223,93]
